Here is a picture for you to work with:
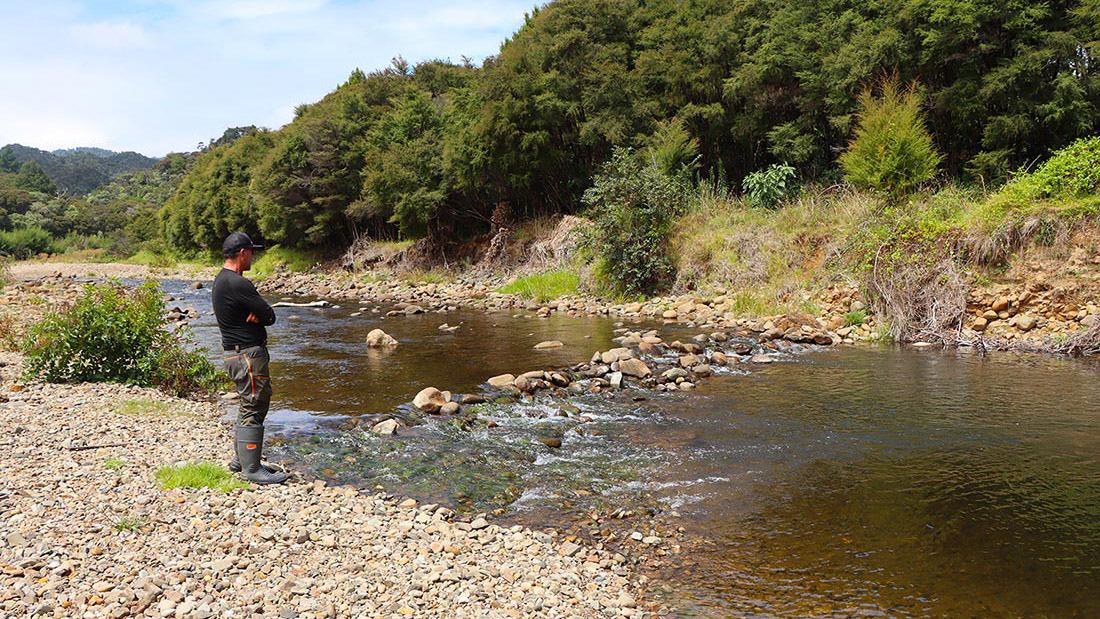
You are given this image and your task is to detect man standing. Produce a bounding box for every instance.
[212,232,287,485]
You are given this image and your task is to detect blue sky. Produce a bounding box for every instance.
[0,0,535,156]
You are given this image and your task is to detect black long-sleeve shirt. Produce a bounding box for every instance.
[212,268,276,349]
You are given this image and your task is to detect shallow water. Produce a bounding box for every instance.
[164,279,1100,618]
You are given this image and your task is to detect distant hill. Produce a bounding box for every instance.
[1,144,159,195]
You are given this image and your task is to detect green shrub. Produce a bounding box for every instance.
[743,163,796,209]
[103,458,128,470]
[155,462,248,492]
[583,148,692,297]
[21,280,222,397]
[496,270,580,301]
[0,226,54,259]
[839,77,942,198]
[988,136,1100,209]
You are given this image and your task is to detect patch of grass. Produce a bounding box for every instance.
[496,270,580,302]
[113,517,149,532]
[103,458,128,470]
[125,249,179,269]
[155,462,249,493]
[113,399,196,418]
[843,309,868,327]
[250,245,318,279]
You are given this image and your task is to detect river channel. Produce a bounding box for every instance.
[162,279,1100,618]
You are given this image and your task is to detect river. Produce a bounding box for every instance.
[164,279,1100,618]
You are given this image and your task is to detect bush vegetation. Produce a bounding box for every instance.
[583,149,691,297]
[21,281,222,397]
[839,77,942,198]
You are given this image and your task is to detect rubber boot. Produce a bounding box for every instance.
[235,425,287,485]
[229,445,278,474]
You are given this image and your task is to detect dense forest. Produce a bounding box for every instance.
[158,0,1100,255]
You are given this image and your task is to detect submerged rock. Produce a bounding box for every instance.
[534,340,564,350]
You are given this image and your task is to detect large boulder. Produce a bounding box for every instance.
[413,387,447,413]
[366,329,399,348]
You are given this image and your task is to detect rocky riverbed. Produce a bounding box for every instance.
[0,350,647,619]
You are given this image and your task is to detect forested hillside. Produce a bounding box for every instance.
[161,0,1100,255]
[0,144,158,196]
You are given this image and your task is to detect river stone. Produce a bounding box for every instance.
[189,282,203,290]
[514,375,534,393]
[662,367,689,380]
[366,328,399,348]
[487,374,515,388]
[972,317,988,331]
[371,419,400,435]
[600,348,634,364]
[638,341,659,355]
[534,340,564,350]
[403,305,425,315]
[609,372,623,389]
[460,394,486,404]
[413,387,446,413]
[618,358,651,378]
[662,310,678,319]
[748,354,774,364]
[440,402,460,415]
[678,354,702,368]
[710,351,728,366]
[1017,314,1038,331]
[539,437,562,449]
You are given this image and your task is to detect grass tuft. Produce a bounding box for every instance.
[496,270,580,302]
[155,462,249,493]
[843,309,868,327]
[103,458,128,470]
[113,517,150,532]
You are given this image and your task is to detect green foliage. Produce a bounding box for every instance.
[0,226,54,258]
[0,146,18,173]
[990,136,1100,208]
[15,161,57,195]
[583,148,691,297]
[645,119,701,181]
[113,517,150,532]
[21,281,221,397]
[743,163,797,209]
[155,462,249,493]
[103,458,128,470]
[496,270,580,301]
[839,78,942,198]
[843,309,868,327]
[249,245,318,278]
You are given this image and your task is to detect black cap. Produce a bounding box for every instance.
[222,232,263,255]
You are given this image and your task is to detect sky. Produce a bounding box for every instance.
[0,0,536,157]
